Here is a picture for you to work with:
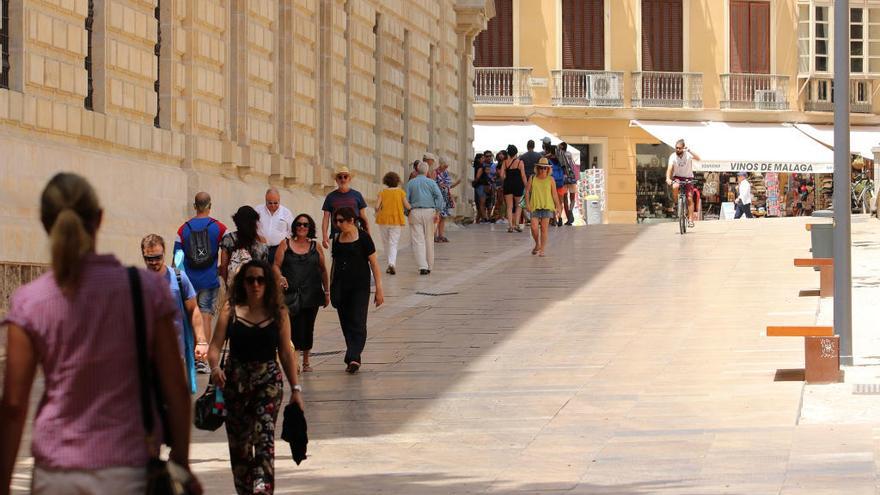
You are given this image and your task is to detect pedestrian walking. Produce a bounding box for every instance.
[274,213,329,373]
[220,205,269,288]
[375,171,410,274]
[321,166,370,249]
[142,233,207,393]
[558,142,579,225]
[492,150,507,221]
[405,161,444,275]
[423,152,438,180]
[525,158,562,257]
[255,188,294,266]
[434,157,461,242]
[0,173,201,494]
[735,172,754,219]
[208,260,302,495]
[500,144,527,232]
[329,207,385,373]
[175,192,227,365]
[472,151,494,223]
[546,145,567,227]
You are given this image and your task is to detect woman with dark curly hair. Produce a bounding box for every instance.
[273,213,329,372]
[220,205,269,287]
[208,259,302,494]
[375,171,410,274]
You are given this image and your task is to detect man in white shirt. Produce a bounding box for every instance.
[254,187,294,265]
[734,172,753,219]
[665,138,701,228]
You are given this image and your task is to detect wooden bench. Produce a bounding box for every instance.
[794,258,833,297]
[766,326,840,383]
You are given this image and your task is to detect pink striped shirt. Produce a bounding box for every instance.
[2,254,176,470]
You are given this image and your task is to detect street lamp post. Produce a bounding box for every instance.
[833,0,854,365]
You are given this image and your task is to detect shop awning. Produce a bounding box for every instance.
[631,120,835,174]
[473,122,581,164]
[793,124,880,160]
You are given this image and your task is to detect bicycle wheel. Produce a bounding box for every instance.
[678,195,687,234]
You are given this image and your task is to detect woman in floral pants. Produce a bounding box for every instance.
[208,260,304,494]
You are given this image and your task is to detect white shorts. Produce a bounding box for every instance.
[32,465,146,494]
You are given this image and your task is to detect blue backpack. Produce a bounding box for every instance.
[550,159,564,187]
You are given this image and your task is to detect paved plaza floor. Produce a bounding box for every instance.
[8,216,880,494]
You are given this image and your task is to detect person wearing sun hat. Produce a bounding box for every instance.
[321,166,370,249]
[524,157,562,257]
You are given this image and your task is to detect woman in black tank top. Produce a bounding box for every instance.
[207,260,303,494]
[500,145,527,232]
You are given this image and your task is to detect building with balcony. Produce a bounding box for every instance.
[473,0,880,223]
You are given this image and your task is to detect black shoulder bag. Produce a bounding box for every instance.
[127,267,189,495]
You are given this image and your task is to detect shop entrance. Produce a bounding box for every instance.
[635,143,675,222]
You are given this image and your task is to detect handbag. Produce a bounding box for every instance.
[193,339,227,431]
[284,286,304,315]
[128,267,192,495]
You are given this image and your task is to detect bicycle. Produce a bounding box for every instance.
[672,178,696,235]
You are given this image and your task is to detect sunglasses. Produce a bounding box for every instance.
[336,174,350,180]
[266,201,279,205]
[244,275,265,285]
[143,254,164,262]
[335,217,351,224]
[294,221,310,228]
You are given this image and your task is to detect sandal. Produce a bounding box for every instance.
[507,227,514,233]
[514,226,523,232]
[531,247,539,255]
[440,236,450,242]
[538,251,545,257]
[302,364,313,372]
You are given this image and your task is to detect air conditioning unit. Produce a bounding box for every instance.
[589,73,622,106]
[754,89,784,110]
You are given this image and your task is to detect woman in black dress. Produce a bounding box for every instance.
[273,213,329,372]
[500,144,527,232]
[330,207,384,373]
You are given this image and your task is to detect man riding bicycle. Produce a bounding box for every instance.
[665,139,701,228]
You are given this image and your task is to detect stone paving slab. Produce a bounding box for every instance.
[8,217,880,493]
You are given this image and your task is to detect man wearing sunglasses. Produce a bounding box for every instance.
[254,187,293,266]
[321,166,370,248]
[665,138,702,228]
[141,234,206,393]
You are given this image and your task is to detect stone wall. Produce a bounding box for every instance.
[0,0,493,272]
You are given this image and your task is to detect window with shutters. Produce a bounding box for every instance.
[850,7,880,73]
[562,0,604,70]
[473,0,512,67]
[153,1,161,128]
[798,1,880,76]
[85,0,94,110]
[641,0,682,72]
[730,1,769,74]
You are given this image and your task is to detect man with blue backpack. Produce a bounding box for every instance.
[174,192,227,373]
[546,145,567,227]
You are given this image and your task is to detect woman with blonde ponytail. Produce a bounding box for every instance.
[0,173,202,494]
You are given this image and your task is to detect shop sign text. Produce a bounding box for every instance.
[697,161,833,174]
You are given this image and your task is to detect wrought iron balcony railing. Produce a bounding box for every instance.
[473,67,533,105]
[631,71,702,109]
[720,73,790,110]
[550,70,625,107]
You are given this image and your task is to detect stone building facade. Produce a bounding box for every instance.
[0,0,493,304]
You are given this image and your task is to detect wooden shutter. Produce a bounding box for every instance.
[730,1,749,73]
[748,2,770,73]
[562,0,605,70]
[474,0,513,67]
[642,0,682,72]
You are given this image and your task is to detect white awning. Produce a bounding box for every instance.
[793,123,880,160]
[473,122,581,164]
[631,120,835,174]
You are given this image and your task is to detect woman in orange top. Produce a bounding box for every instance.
[375,171,411,275]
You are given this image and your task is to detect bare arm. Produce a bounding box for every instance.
[359,208,370,234]
[273,242,288,290]
[524,176,533,211]
[0,324,37,494]
[688,149,701,161]
[153,313,193,468]
[403,196,412,210]
[315,243,330,308]
[368,252,384,307]
[276,312,304,410]
[665,161,675,184]
[219,250,230,287]
[208,303,230,388]
[321,211,331,249]
[375,195,383,214]
[185,298,206,359]
[519,161,527,186]
[552,182,562,214]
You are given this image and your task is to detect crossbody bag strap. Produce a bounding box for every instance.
[127,267,156,447]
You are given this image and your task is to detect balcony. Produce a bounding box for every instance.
[473,67,533,105]
[550,70,625,107]
[631,71,702,108]
[720,74,790,110]
[804,77,874,113]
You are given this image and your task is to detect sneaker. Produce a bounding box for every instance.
[688,220,695,228]
[386,265,395,275]
[419,269,429,275]
[346,361,360,374]
[195,360,211,374]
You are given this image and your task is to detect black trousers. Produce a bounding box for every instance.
[734,202,753,219]
[267,245,279,266]
[335,287,371,364]
[291,306,320,351]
